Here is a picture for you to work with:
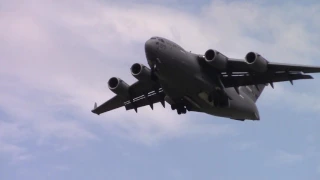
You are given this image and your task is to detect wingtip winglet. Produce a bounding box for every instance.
[91,102,100,115]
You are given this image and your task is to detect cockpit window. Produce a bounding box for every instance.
[159,39,165,43]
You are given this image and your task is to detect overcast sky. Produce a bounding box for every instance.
[1,0,320,179]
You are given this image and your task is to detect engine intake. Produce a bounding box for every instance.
[204,49,228,70]
[245,52,268,73]
[108,77,129,97]
[130,63,152,81]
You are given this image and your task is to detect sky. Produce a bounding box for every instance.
[1,0,320,179]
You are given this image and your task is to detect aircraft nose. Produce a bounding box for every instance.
[145,39,157,52]
[145,38,158,62]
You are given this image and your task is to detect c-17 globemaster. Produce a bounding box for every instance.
[92,36,320,121]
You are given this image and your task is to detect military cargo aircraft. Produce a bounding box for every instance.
[92,36,320,121]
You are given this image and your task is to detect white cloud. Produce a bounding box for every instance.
[0,141,33,163]
[1,0,320,159]
[0,142,24,155]
[232,141,257,151]
[260,82,320,113]
[270,150,304,166]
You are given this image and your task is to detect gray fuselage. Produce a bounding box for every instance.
[145,36,260,120]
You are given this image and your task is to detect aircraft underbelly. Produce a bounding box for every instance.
[191,88,259,120]
[156,52,202,97]
[155,49,258,120]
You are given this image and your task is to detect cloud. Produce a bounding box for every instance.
[259,82,320,113]
[268,145,320,168]
[0,119,33,162]
[0,141,33,163]
[270,150,305,166]
[231,141,257,151]
[1,0,320,163]
[0,142,24,156]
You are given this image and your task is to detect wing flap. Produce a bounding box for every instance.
[92,80,164,115]
[124,90,166,111]
[128,80,162,98]
[222,72,313,88]
[225,59,320,73]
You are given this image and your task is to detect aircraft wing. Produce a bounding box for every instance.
[221,72,313,88]
[216,58,320,87]
[91,95,125,114]
[124,89,166,111]
[91,80,165,115]
[227,59,320,73]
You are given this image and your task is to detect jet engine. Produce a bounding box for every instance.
[245,52,268,73]
[204,49,228,70]
[130,63,151,81]
[108,77,129,97]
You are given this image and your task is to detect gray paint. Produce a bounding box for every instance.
[145,37,261,120]
[92,36,320,121]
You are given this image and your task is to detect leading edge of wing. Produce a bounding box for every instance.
[268,62,320,73]
[227,58,320,73]
[92,95,124,115]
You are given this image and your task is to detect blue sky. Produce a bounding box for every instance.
[1,0,320,179]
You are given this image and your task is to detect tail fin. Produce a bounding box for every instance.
[241,84,266,102]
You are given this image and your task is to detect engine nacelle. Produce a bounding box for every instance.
[245,52,268,73]
[108,77,129,98]
[130,63,151,81]
[204,49,228,70]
